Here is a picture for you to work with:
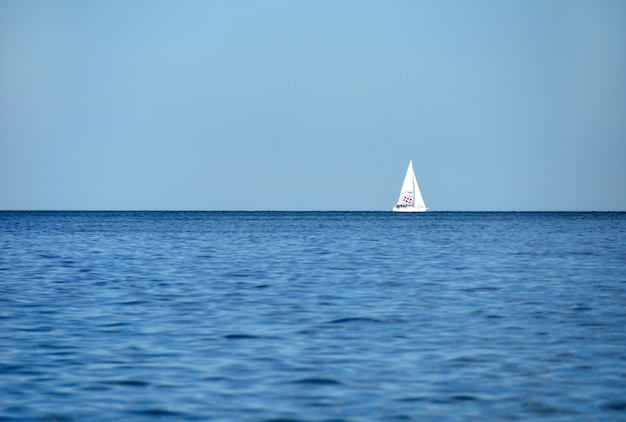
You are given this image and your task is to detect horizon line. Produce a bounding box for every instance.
[1,209,624,213]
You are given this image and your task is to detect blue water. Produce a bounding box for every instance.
[1,211,625,421]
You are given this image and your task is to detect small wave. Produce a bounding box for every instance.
[524,400,574,415]
[201,376,229,382]
[17,325,53,332]
[103,379,150,387]
[132,408,187,417]
[224,334,260,340]
[292,377,343,385]
[461,286,500,292]
[99,322,130,328]
[450,394,479,401]
[223,270,267,278]
[116,300,149,306]
[397,396,428,402]
[327,317,384,324]
[602,400,626,411]
[37,413,74,422]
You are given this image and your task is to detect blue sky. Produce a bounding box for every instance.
[1,0,625,211]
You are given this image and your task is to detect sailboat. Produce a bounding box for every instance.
[392,160,428,213]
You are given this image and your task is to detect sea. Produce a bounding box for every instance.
[1,211,625,421]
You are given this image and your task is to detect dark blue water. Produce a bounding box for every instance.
[1,211,625,421]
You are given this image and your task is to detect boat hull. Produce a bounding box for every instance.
[392,205,427,213]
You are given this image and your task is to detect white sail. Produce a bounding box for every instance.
[411,168,427,210]
[392,160,427,212]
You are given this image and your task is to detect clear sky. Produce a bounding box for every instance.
[1,1,625,211]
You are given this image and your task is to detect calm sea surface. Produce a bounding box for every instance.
[1,211,625,421]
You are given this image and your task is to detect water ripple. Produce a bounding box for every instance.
[1,211,625,420]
